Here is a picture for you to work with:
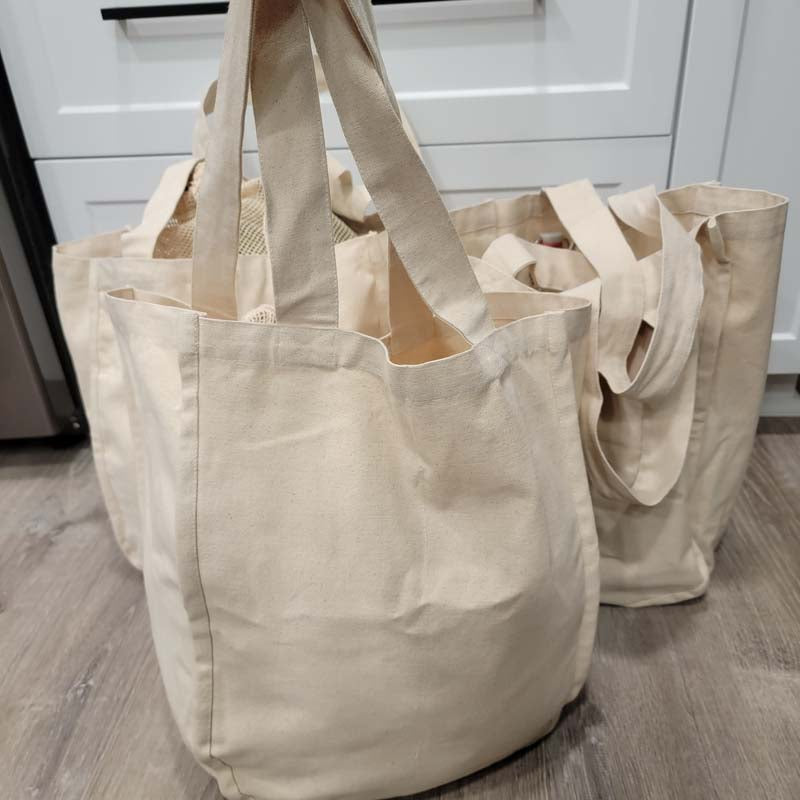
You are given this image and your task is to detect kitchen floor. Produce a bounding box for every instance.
[2,420,799,800]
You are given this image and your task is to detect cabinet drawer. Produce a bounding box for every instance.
[4,0,688,158]
[37,137,671,243]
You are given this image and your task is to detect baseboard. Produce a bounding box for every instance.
[761,375,800,417]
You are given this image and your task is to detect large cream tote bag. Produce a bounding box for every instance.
[103,1,599,798]
[52,66,390,569]
[442,180,787,607]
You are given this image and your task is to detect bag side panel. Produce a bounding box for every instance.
[688,203,788,564]
[105,294,220,788]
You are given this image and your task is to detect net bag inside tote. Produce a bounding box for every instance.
[102,1,599,798]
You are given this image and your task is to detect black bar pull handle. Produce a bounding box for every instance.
[101,3,229,20]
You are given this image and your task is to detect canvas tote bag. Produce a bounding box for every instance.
[598,183,788,604]
[103,0,599,797]
[52,76,390,568]
[441,179,787,606]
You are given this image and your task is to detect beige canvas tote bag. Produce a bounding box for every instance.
[53,75,389,568]
[102,1,598,797]
[597,183,788,604]
[443,180,787,606]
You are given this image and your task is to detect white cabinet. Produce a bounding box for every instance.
[718,2,799,374]
[38,137,671,243]
[0,0,688,157]
[36,156,183,244]
[16,0,686,248]
[670,0,799,374]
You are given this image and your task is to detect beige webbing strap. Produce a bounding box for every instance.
[543,180,646,395]
[191,81,218,160]
[191,0,257,320]
[248,0,339,325]
[120,158,202,258]
[192,0,338,324]
[478,204,702,506]
[481,234,660,324]
[303,0,494,343]
[192,0,489,336]
[191,71,374,227]
[547,181,704,401]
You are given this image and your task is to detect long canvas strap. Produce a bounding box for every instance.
[120,157,202,259]
[477,230,698,508]
[191,0,493,342]
[544,180,704,401]
[476,179,705,507]
[248,0,338,325]
[192,0,336,324]
[303,0,493,342]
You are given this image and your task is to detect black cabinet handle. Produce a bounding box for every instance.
[101,3,228,20]
[101,1,453,22]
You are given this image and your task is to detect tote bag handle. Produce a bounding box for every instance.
[478,229,699,508]
[191,56,421,161]
[120,157,202,258]
[125,48,388,262]
[120,84,220,259]
[543,180,704,402]
[478,181,704,506]
[192,0,493,343]
[191,50,416,226]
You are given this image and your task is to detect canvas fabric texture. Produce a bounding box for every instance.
[101,0,599,798]
[53,86,387,569]
[447,181,787,606]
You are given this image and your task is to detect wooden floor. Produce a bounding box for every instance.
[2,420,799,800]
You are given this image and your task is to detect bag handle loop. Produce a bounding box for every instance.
[191,56,421,162]
[544,180,704,401]
[120,157,202,259]
[125,37,416,261]
[192,0,494,343]
[304,0,494,343]
[193,0,337,324]
[477,181,705,506]
[478,232,697,508]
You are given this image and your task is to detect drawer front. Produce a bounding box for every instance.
[37,138,672,243]
[6,1,688,158]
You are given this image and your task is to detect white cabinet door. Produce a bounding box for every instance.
[334,137,671,210]
[37,137,671,243]
[37,156,181,244]
[719,0,799,373]
[2,0,688,158]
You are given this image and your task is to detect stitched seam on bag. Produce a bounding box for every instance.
[685,259,733,563]
[671,205,785,224]
[545,317,598,695]
[92,301,136,562]
[190,324,252,800]
[453,200,547,237]
[543,319,579,688]
[196,323,554,371]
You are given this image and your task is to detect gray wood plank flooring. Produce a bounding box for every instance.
[1,420,798,800]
